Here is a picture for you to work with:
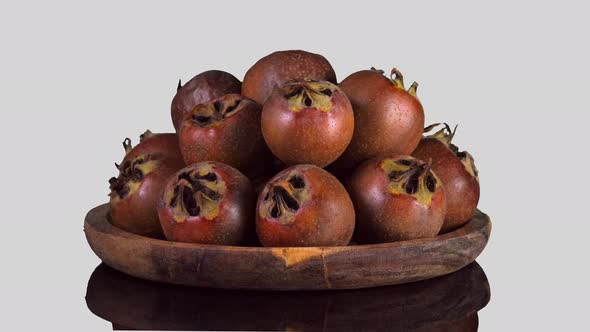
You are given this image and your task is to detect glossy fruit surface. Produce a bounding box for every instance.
[413,124,480,232]
[256,164,355,247]
[158,161,254,245]
[242,50,337,105]
[348,155,446,243]
[171,70,241,130]
[178,94,270,176]
[121,130,183,165]
[335,68,424,174]
[261,80,354,167]
[109,153,184,237]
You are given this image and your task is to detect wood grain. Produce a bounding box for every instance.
[84,203,491,290]
[86,262,490,331]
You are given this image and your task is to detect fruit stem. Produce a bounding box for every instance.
[424,123,441,133]
[123,138,133,154]
[177,79,182,91]
[390,68,405,89]
[140,129,154,142]
[419,159,433,179]
[426,123,457,146]
[370,67,385,75]
[408,82,419,97]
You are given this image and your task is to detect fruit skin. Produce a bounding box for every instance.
[178,94,270,176]
[334,68,424,175]
[256,164,355,247]
[171,70,242,131]
[157,161,255,245]
[261,80,354,167]
[348,156,446,243]
[122,130,183,165]
[242,50,337,105]
[412,125,480,233]
[109,154,184,237]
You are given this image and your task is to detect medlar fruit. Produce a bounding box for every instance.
[256,164,355,247]
[109,153,184,237]
[334,68,425,175]
[242,50,337,105]
[261,80,354,167]
[171,70,242,130]
[412,123,480,233]
[348,156,446,243]
[157,161,255,245]
[178,94,270,176]
[121,130,183,166]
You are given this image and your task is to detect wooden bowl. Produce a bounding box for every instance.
[84,203,491,290]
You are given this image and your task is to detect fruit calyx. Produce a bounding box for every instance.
[260,171,310,223]
[122,130,156,154]
[166,165,226,221]
[366,67,419,97]
[390,68,419,97]
[424,123,479,180]
[190,95,246,127]
[109,155,158,201]
[280,80,335,112]
[380,157,441,205]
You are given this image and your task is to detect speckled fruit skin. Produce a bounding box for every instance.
[178,94,270,176]
[157,162,255,245]
[413,138,480,233]
[348,157,446,243]
[110,155,184,237]
[122,132,183,166]
[242,50,337,105]
[261,81,354,167]
[256,165,355,247]
[335,70,424,174]
[171,70,242,131]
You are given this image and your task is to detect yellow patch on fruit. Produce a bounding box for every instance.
[110,157,159,204]
[169,163,227,222]
[379,158,441,206]
[285,81,335,113]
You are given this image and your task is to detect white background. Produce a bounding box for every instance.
[1,0,589,330]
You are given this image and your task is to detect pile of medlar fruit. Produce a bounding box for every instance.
[107,50,481,247]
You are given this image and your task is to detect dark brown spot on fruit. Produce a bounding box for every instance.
[288,175,305,189]
[397,159,414,166]
[195,172,217,182]
[321,89,332,96]
[304,96,312,107]
[404,175,419,195]
[118,186,130,199]
[426,174,437,193]
[213,100,223,112]
[270,203,280,218]
[223,99,241,116]
[132,169,143,182]
[274,186,300,211]
[193,115,212,125]
[169,170,223,217]
[284,87,303,99]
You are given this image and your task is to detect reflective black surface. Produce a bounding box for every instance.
[86,262,490,331]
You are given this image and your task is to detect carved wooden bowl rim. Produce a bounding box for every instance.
[84,203,491,290]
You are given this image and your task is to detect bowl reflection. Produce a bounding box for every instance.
[86,262,490,331]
